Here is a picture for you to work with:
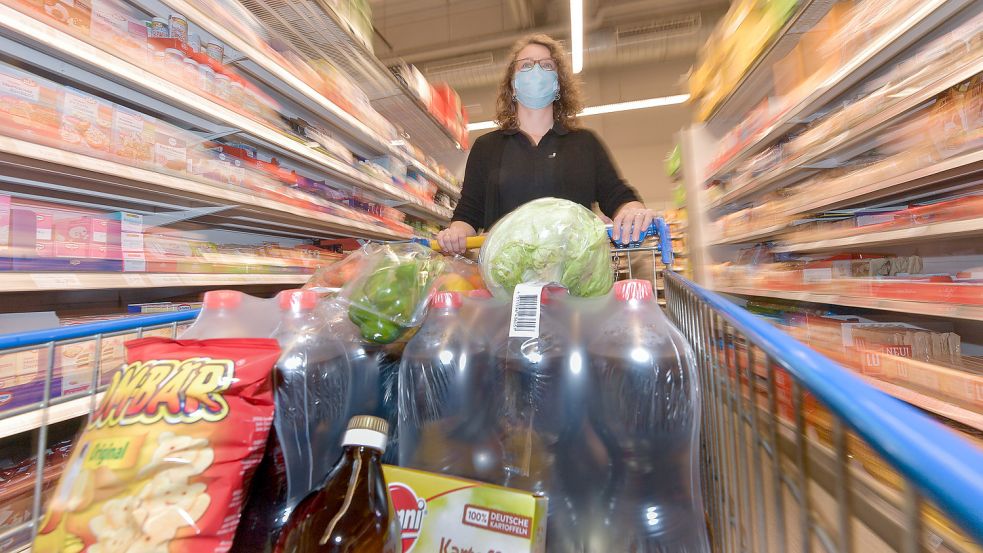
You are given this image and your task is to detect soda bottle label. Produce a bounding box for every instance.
[508,283,546,338]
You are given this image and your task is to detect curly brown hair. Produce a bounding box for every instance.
[495,34,584,130]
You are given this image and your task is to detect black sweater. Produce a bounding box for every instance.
[452,124,641,230]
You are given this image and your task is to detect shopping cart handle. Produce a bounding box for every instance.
[413,235,485,252]
[607,218,674,266]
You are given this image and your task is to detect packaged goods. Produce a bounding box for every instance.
[146,17,168,38]
[384,465,548,553]
[59,87,112,154]
[167,13,187,44]
[274,416,400,553]
[111,106,154,163]
[480,197,614,298]
[153,127,188,172]
[0,61,61,144]
[34,336,281,553]
[234,295,390,551]
[42,0,91,34]
[401,280,708,552]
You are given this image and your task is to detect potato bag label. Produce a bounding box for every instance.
[34,337,280,553]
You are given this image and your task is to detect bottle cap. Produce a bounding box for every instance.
[614,279,653,302]
[541,285,568,305]
[203,290,242,309]
[278,289,318,311]
[342,416,389,452]
[430,291,462,309]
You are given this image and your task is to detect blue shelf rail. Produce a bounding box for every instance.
[664,271,983,551]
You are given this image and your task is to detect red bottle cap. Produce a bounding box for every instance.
[541,285,568,305]
[614,279,653,302]
[278,289,318,311]
[431,291,462,309]
[203,290,243,309]
[468,289,492,299]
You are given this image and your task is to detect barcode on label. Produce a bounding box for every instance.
[509,283,544,338]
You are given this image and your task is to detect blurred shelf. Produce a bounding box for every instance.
[857,375,983,433]
[710,222,789,245]
[0,273,309,293]
[396,151,461,198]
[789,149,983,215]
[706,0,972,183]
[0,4,451,224]
[0,393,103,440]
[711,53,983,207]
[705,0,836,124]
[719,286,983,321]
[0,134,410,241]
[774,217,983,253]
[230,0,467,161]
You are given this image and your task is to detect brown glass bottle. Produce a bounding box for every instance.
[274,416,401,553]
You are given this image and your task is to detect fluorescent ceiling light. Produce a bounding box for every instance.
[571,0,583,74]
[465,93,690,131]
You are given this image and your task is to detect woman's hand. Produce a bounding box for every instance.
[612,202,656,243]
[436,221,478,254]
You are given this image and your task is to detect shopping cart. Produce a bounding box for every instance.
[2,230,982,553]
[0,310,198,552]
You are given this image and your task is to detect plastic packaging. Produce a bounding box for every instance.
[399,280,708,552]
[479,197,614,298]
[233,298,390,551]
[179,290,282,339]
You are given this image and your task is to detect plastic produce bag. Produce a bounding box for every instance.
[399,280,709,553]
[479,197,614,298]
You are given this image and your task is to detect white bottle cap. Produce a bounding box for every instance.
[341,415,388,452]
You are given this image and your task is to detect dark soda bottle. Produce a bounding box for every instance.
[274,416,400,553]
[586,279,709,553]
[399,291,506,482]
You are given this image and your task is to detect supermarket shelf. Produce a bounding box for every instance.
[713,53,983,206]
[0,134,410,240]
[230,0,467,159]
[790,149,983,215]
[719,286,983,321]
[0,393,103,440]
[709,222,789,245]
[0,272,309,293]
[706,0,972,183]
[774,217,983,253]
[857,375,983,432]
[705,0,836,124]
[397,151,462,199]
[0,4,451,224]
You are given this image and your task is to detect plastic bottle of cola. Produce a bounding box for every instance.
[585,279,709,553]
[399,291,505,482]
[275,416,401,553]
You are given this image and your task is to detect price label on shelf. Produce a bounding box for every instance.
[148,274,186,287]
[30,274,82,289]
[122,274,147,287]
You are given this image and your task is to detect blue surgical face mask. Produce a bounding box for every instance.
[513,66,559,110]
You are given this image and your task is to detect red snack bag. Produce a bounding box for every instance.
[34,337,280,553]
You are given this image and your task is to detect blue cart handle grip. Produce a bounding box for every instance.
[607,218,674,266]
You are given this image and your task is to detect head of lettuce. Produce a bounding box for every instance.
[479,197,614,298]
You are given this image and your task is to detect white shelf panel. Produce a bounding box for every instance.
[856,375,983,432]
[0,4,451,224]
[790,149,983,215]
[0,134,409,240]
[711,54,983,207]
[706,0,971,183]
[0,393,103,440]
[719,286,983,321]
[0,273,309,293]
[710,222,790,245]
[706,0,837,124]
[774,217,983,253]
[227,0,467,161]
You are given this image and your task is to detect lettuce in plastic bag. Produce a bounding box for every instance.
[479,197,614,297]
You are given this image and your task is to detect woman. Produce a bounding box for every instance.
[436,33,656,254]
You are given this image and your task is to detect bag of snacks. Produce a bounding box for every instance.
[34,337,280,553]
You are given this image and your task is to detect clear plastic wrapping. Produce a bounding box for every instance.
[479,197,614,298]
[398,280,709,552]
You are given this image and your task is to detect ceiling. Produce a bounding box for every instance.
[369,0,729,90]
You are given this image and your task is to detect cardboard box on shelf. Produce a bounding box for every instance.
[111,105,155,164]
[60,87,113,155]
[0,348,44,413]
[0,61,62,145]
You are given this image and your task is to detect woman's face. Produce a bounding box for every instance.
[513,43,554,79]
